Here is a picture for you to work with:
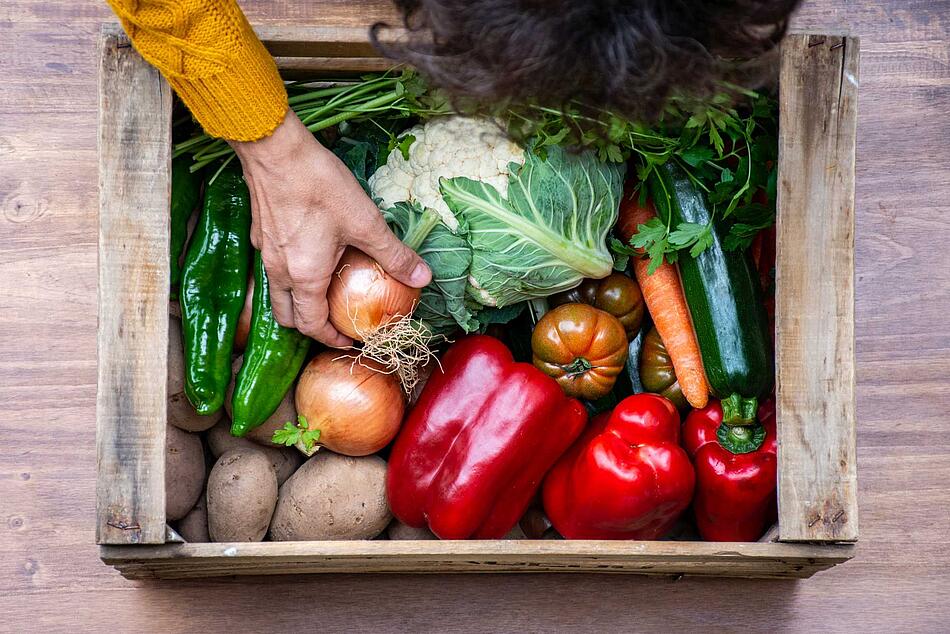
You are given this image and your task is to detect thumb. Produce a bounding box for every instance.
[352,226,432,289]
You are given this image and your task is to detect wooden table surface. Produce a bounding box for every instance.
[2,1,949,631]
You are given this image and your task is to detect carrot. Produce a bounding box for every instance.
[618,196,710,409]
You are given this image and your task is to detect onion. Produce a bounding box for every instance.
[327,247,421,341]
[293,351,405,457]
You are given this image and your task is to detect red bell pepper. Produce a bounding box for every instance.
[387,335,587,540]
[682,398,777,542]
[542,393,695,539]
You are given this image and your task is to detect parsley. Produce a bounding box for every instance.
[628,217,673,274]
[723,203,775,251]
[272,415,321,452]
[503,86,778,270]
[669,222,714,258]
[392,133,416,161]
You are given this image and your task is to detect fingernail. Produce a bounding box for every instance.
[410,262,431,287]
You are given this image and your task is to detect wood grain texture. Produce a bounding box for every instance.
[775,34,860,542]
[95,25,170,545]
[99,541,851,580]
[100,30,857,571]
[2,0,950,631]
[256,25,384,58]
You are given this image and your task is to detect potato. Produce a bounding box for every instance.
[206,418,301,484]
[387,519,437,540]
[207,449,278,542]
[167,316,221,432]
[176,493,209,543]
[206,416,250,457]
[270,451,390,541]
[165,424,205,521]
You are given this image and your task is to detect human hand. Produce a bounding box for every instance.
[230,111,432,346]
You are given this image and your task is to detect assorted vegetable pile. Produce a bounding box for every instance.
[165,71,779,544]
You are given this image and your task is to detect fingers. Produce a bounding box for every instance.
[350,213,432,288]
[262,249,352,348]
[269,282,296,329]
[290,277,352,348]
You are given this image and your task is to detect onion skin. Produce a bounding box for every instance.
[327,247,421,341]
[294,351,405,456]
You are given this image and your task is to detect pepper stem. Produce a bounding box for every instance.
[401,207,441,251]
[721,393,758,426]
[717,422,767,454]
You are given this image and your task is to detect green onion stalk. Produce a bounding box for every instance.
[172,72,446,181]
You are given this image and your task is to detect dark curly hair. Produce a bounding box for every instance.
[372,0,799,120]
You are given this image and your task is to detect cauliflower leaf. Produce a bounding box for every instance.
[440,143,625,307]
[382,202,478,335]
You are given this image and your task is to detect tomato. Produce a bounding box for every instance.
[531,303,629,400]
[639,326,689,412]
[550,273,644,339]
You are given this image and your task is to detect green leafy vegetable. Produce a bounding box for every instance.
[272,415,321,452]
[440,143,625,307]
[475,302,527,331]
[332,138,374,194]
[383,201,478,335]
[505,88,779,269]
[392,133,416,161]
[669,222,713,258]
[723,203,775,251]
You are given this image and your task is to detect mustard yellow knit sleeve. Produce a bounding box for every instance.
[106,0,288,142]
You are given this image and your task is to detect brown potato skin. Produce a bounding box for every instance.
[206,418,301,485]
[168,316,221,432]
[206,449,278,542]
[165,424,205,521]
[269,451,391,541]
[176,493,209,543]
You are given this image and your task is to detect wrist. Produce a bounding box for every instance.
[230,110,329,170]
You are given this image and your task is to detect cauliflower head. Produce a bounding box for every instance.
[369,117,524,232]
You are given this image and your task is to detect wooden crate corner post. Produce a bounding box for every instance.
[96,24,172,545]
[775,33,860,543]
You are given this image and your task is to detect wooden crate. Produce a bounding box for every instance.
[96,25,859,580]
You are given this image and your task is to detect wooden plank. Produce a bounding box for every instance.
[274,56,393,76]
[256,25,394,59]
[95,24,170,545]
[776,34,860,542]
[100,541,851,580]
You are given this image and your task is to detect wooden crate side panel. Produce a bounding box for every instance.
[96,25,171,545]
[776,34,859,542]
[256,25,380,58]
[101,541,851,580]
[273,57,393,76]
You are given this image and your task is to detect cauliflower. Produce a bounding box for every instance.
[369,114,624,319]
[369,117,524,232]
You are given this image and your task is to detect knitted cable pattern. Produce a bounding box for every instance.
[107,0,288,141]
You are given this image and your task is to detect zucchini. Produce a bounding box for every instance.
[650,163,772,425]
